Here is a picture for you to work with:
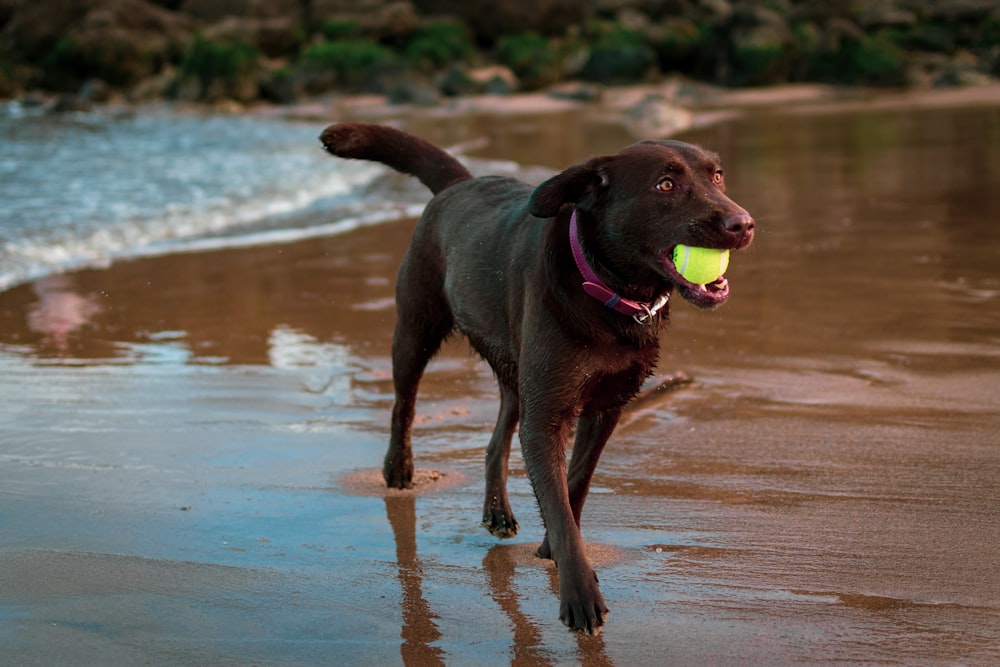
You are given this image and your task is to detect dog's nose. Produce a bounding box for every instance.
[724,212,755,235]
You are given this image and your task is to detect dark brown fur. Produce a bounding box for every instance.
[320,122,754,634]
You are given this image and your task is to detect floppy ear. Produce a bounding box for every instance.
[527,159,609,218]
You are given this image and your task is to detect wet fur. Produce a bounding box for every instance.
[319,122,754,634]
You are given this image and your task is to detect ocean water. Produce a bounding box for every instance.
[0,103,442,293]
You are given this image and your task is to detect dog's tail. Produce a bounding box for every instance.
[320,122,473,196]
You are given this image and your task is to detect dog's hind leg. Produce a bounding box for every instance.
[482,383,520,537]
[383,254,453,489]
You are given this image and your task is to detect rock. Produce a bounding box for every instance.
[923,0,999,22]
[0,0,18,27]
[468,65,518,93]
[594,0,695,21]
[179,0,300,21]
[856,7,917,30]
[311,0,420,40]
[204,16,303,59]
[547,82,604,103]
[696,0,732,21]
[18,92,50,109]
[624,93,693,137]
[580,43,657,85]
[616,8,652,33]
[648,18,703,75]
[293,64,338,97]
[482,73,516,95]
[495,32,563,90]
[128,66,180,101]
[363,62,429,96]
[4,0,192,59]
[411,0,589,42]
[819,17,865,50]
[986,47,1000,78]
[932,52,994,87]
[3,0,193,89]
[259,66,301,104]
[437,65,477,96]
[726,6,795,86]
[386,77,441,105]
[3,2,87,61]
[367,1,420,39]
[433,65,520,97]
[311,0,400,19]
[786,0,845,23]
[172,35,261,102]
[80,78,113,103]
[51,93,92,113]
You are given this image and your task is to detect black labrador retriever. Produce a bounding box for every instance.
[320,123,754,634]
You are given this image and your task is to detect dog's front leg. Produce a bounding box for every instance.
[519,408,609,634]
[537,407,623,561]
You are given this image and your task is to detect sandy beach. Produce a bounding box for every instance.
[2,86,1000,665]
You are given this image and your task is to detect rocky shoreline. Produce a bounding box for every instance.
[2,0,998,114]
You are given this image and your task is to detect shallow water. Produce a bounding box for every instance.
[0,103,553,292]
[1,102,999,665]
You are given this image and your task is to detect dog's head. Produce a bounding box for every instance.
[528,140,754,308]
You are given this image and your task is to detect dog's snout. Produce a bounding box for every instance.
[724,212,755,235]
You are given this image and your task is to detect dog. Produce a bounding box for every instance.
[320,122,754,634]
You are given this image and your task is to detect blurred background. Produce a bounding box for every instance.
[1,0,998,108]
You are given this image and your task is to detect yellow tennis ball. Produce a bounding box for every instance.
[671,245,730,285]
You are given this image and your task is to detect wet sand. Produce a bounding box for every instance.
[2,91,1000,665]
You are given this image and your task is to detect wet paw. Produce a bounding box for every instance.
[482,508,519,538]
[536,536,552,560]
[382,462,413,490]
[559,572,609,635]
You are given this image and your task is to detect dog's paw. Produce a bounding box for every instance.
[382,463,413,490]
[559,571,609,635]
[482,508,519,538]
[536,536,552,560]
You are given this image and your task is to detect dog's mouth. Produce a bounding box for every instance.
[662,248,731,308]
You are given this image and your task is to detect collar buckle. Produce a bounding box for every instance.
[633,293,670,325]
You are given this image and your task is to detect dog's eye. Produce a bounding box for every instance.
[713,170,724,185]
[655,177,674,192]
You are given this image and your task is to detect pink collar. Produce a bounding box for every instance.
[569,210,669,324]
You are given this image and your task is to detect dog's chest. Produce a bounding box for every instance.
[573,340,659,411]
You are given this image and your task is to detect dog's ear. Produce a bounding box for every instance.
[528,159,609,218]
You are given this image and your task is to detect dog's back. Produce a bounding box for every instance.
[322,124,546,381]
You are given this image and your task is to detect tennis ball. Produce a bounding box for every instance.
[670,245,730,285]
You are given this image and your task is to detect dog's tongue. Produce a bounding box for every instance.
[662,250,731,308]
[679,276,730,308]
